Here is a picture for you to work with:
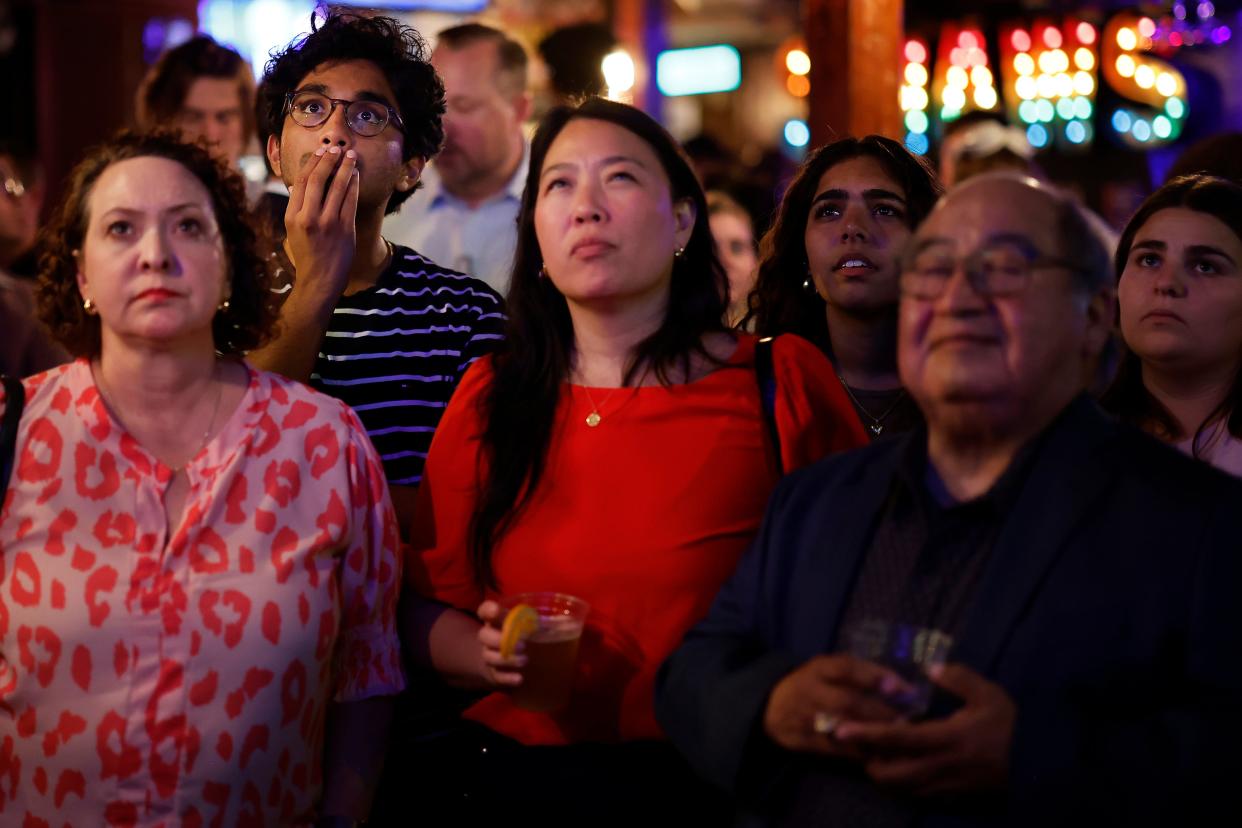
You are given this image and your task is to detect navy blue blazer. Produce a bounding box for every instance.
[655,398,1242,826]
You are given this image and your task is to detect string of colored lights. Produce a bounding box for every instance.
[999,19,1097,151]
[901,38,932,155]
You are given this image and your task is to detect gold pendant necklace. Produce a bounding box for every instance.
[581,384,620,427]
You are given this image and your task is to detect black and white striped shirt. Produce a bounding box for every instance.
[297,245,505,487]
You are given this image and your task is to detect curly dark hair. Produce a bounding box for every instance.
[469,97,729,589]
[257,11,445,215]
[745,136,943,353]
[1101,174,1242,450]
[35,129,278,358]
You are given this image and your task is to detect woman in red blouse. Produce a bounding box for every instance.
[405,98,866,819]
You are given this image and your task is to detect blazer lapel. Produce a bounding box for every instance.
[952,398,1121,673]
[792,438,908,654]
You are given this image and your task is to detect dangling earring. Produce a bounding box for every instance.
[217,298,231,313]
[674,246,686,259]
[538,263,548,279]
[83,297,97,314]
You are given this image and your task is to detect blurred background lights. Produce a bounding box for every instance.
[601,49,635,98]
[1112,109,1133,132]
[1014,53,1035,75]
[1153,115,1173,139]
[1011,30,1031,52]
[656,44,741,96]
[1134,65,1155,89]
[905,63,929,86]
[974,86,998,109]
[1155,72,1178,97]
[1066,120,1087,143]
[1035,98,1055,122]
[946,65,969,88]
[1076,22,1097,44]
[1074,96,1093,119]
[1117,27,1138,51]
[905,40,927,64]
[1166,97,1185,118]
[905,110,929,134]
[970,66,993,87]
[785,49,811,76]
[786,75,811,97]
[1074,48,1095,71]
[904,132,930,156]
[1019,100,1038,123]
[1132,119,1152,141]
[1056,97,1076,119]
[1073,71,1094,95]
[1137,17,1156,38]
[784,119,810,148]
[1016,76,1037,99]
[1116,54,1136,77]
[1027,123,1048,148]
[1043,26,1062,49]
[943,86,967,109]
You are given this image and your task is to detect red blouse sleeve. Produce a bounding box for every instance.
[770,333,868,472]
[405,358,492,612]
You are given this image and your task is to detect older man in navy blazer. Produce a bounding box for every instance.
[656,173,1242,826]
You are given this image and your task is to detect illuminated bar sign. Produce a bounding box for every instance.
[656,45,742,97]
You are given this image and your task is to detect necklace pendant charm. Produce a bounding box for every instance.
[585,411,602,427]
[869,423,883,436]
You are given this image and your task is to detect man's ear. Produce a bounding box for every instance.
[396,156,426,193]
[266,134,283,179]
[1083,284,1116,358]
[673,197,697,250]
[512,90,533,126]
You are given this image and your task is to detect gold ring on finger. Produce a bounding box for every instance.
[812,711,840,736]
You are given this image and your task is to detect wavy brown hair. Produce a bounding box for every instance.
[744,135,942,353]
[36,129,278,357]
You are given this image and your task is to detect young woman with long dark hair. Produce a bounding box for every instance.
[747,136,942,438]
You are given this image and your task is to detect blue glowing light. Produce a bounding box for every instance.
[904,131,930,156]
[1066,120,1087,144]
[1035,99,1055,123]
[905,110,930,134]
[1132,119,1153,142]
[1027,124,1049,148]
[656,45,742,96]
[784,119,811,148]
[1112,110,1133,133]
[1166,97,1186,119]
[1073,96,1093,120]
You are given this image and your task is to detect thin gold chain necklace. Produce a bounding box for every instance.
[580,384,621,427]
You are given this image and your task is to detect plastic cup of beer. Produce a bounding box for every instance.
[501,592,589,712]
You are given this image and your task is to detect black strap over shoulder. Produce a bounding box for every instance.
[1,374,26,500]
[754,336,783,476]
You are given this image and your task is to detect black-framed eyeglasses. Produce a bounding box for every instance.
[283,91,405,137]
[899,240,1085,299]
